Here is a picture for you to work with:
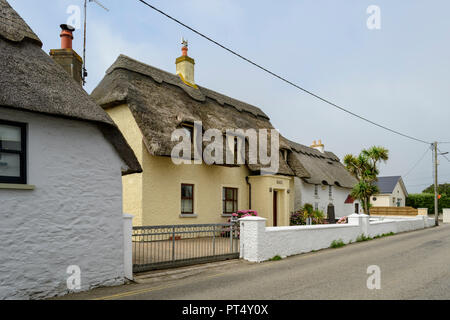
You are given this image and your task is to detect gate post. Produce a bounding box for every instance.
[172,226,176,262]
[123,213,134,280]
[239,216,266,262]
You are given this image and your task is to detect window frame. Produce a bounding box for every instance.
[314,184,319,197]
[223,187,238,215]
[0,119,27,184]
[181,183,194,214]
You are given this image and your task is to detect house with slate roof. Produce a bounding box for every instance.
[372,176,408,207]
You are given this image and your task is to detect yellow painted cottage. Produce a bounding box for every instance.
[92,44,299,227]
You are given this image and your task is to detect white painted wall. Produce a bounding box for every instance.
[293,177,359,218]
[0,108,127,299]
[444,209,450,224]
[240,214,433,262]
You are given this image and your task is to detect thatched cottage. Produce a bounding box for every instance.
[288,140,360,218]
[92,42,359,226]
[0,0,141,299]
[92,50,295,227]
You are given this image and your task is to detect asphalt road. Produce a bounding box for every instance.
[60,223,450,300]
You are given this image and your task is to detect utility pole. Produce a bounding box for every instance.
[434,141,439,226]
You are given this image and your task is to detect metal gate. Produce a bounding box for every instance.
[132,222,240,273]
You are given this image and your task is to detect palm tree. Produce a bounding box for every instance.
[344,146,389,214]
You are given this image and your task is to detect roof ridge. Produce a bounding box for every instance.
[286,138,340,162]
[106,54,269,119]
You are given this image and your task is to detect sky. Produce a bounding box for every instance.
[8,0,450,193]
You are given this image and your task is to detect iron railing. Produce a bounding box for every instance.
[132,222,240,273]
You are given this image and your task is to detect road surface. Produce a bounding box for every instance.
[58,223,450,300]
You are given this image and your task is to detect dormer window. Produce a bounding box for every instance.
[180,123,194,144]
[281,149,288,161]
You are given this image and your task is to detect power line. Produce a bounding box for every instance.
[405,182,433,188]
[438,147,450,163]
[137,0,432,145]
[403,146,431,178]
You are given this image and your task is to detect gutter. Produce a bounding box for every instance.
[246,176,252,209]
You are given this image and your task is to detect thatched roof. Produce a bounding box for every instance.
[0,0,141,175]
[288,140,357,189]
[92,54,295,176]
[0,0,41,46]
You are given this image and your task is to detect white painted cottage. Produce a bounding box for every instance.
[0,0,141,299]
[288,140,361,219]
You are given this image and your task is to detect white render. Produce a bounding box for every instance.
[0,108,128,299]
[239,214,434,262]
[123,214,134,280]
[443,209,450,224]
[293,177,360,218]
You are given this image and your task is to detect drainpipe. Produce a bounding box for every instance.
[246,176,252,210]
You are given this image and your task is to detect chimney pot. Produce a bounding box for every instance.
[50,24,83,85]
[176,39,196,88]
[60,24,75,49]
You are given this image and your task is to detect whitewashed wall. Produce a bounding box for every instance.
[0,108,127,299]
[293,177,358,218]
[240,214,434,262]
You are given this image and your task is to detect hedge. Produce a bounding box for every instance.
[406,193,450,213]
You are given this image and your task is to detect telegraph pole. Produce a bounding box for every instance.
[434,141,439,226]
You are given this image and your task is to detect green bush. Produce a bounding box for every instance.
[290,204,326,226]
[330,239,345,248]
[406,193,450,213]
[356,234,372,242]
[269,255,282,261]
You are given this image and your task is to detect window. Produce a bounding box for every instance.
[314,202,319,211]
[314,185,319,197]
[355,203,359,214]
[281,149,288,161]
[329,185,333,198]
[0,120,27,184]
[181,184,194,214]
[223,187,238,215]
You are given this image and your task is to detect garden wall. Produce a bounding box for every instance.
[239,214,434,262]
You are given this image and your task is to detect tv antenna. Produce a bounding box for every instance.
[82,0,110,86]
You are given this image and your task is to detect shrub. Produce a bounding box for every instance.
[222,210,258,238]
[290,205,326,226]
[330,239,345,248]
[356,234,372,242]
[269,255,282,261]
[406,193,450,213]
[231,210,258,220]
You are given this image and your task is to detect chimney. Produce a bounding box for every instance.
[175,38,197,88]
[310,139,325,153]
[49,24,83,85]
